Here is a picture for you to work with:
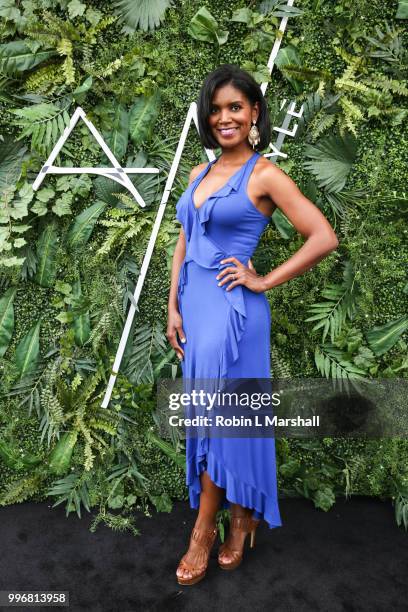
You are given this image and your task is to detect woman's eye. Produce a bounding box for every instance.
[210,105,241,113]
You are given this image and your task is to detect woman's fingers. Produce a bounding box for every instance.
[216,265,239,281]
[247,258,256,273]
[166,327,185,360]
[177,327,187,344]
[218,272,240,288]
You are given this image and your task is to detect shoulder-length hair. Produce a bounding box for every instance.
[197,63,271,152]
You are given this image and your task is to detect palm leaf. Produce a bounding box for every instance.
[303,131,357,193]
[113,0,172,33]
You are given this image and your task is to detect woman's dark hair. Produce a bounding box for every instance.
[197,64,271,152]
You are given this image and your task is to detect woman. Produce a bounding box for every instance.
[167,64,339,586]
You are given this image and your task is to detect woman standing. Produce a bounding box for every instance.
[167,64,338,585]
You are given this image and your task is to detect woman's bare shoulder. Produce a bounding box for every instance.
[188,162,208,185]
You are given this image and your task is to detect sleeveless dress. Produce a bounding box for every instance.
[175,150,282,529]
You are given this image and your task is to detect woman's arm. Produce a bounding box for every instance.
[258,163,339,292]
[167,164,207,360]
[168,228,186,313]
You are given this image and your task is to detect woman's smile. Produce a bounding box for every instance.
[218,127,240,137]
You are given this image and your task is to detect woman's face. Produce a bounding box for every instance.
[207,83,259,149]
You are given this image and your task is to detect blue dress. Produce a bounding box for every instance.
[175,150,282,529]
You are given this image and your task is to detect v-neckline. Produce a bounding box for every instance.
[192,151,257,211]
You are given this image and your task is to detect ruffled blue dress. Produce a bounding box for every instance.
[175,151,282,529]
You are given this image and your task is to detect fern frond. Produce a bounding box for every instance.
[24,63,65,94]
[305,261,360,343]
[11,99,72,156]
[0,472,44,506]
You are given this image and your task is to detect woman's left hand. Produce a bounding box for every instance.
[216,256,267,293]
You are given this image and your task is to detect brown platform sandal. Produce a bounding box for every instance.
[176,525,218,585]
[218,515,260,571]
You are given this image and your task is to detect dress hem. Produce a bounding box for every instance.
[187,449,283,530]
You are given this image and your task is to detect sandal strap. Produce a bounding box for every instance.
[230,516,260,533]
[190,526,218,551]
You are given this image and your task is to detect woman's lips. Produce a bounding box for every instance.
[217,127,239,137]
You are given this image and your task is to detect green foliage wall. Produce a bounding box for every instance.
[0,0,407,532]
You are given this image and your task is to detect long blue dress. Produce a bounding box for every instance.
[175,150,282,529]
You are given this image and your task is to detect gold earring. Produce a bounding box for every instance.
[248,119,260,149]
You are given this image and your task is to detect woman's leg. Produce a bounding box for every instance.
[196,470,225,528]
[177,471,224,580]
[218,502,253,565]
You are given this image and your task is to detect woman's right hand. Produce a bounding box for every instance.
[166,308,186,361]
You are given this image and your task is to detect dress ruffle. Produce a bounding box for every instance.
[188,449,282,530]
[178,196,250,381]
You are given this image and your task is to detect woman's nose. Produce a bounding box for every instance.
[220,110,232,122]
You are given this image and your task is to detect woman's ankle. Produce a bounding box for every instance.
[195,517,217,531]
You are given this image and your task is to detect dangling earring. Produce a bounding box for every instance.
[248,119,260,149]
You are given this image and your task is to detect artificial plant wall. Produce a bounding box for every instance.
[0,0,407,532]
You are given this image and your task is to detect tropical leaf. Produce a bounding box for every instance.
[314,345,366,392]
[275,45,304,93]
[101,103,129,161]
[187,7,229,46]
[0,438,41,471]
[11,100,71,156]
[365,316,408,356]
[113,0,172,33]
[271,207,296,239]
[259,0,304,17]
[129,89,161,145]
[0,140,27,198]
[396,0,408,18]
[305,261,359,343]
[15,319,41,380]
[71,278,91,346]
[46,472,91,518]
[146,429,186,470]
[72,75,92,103]
[0,41,56,76]
[0,286,17,358]
[122,321,168,384]
[94,176,125,205]
[303,132,357,193]
[49,431,78,476]
[66,201,107,249]
[34,222,59,288]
